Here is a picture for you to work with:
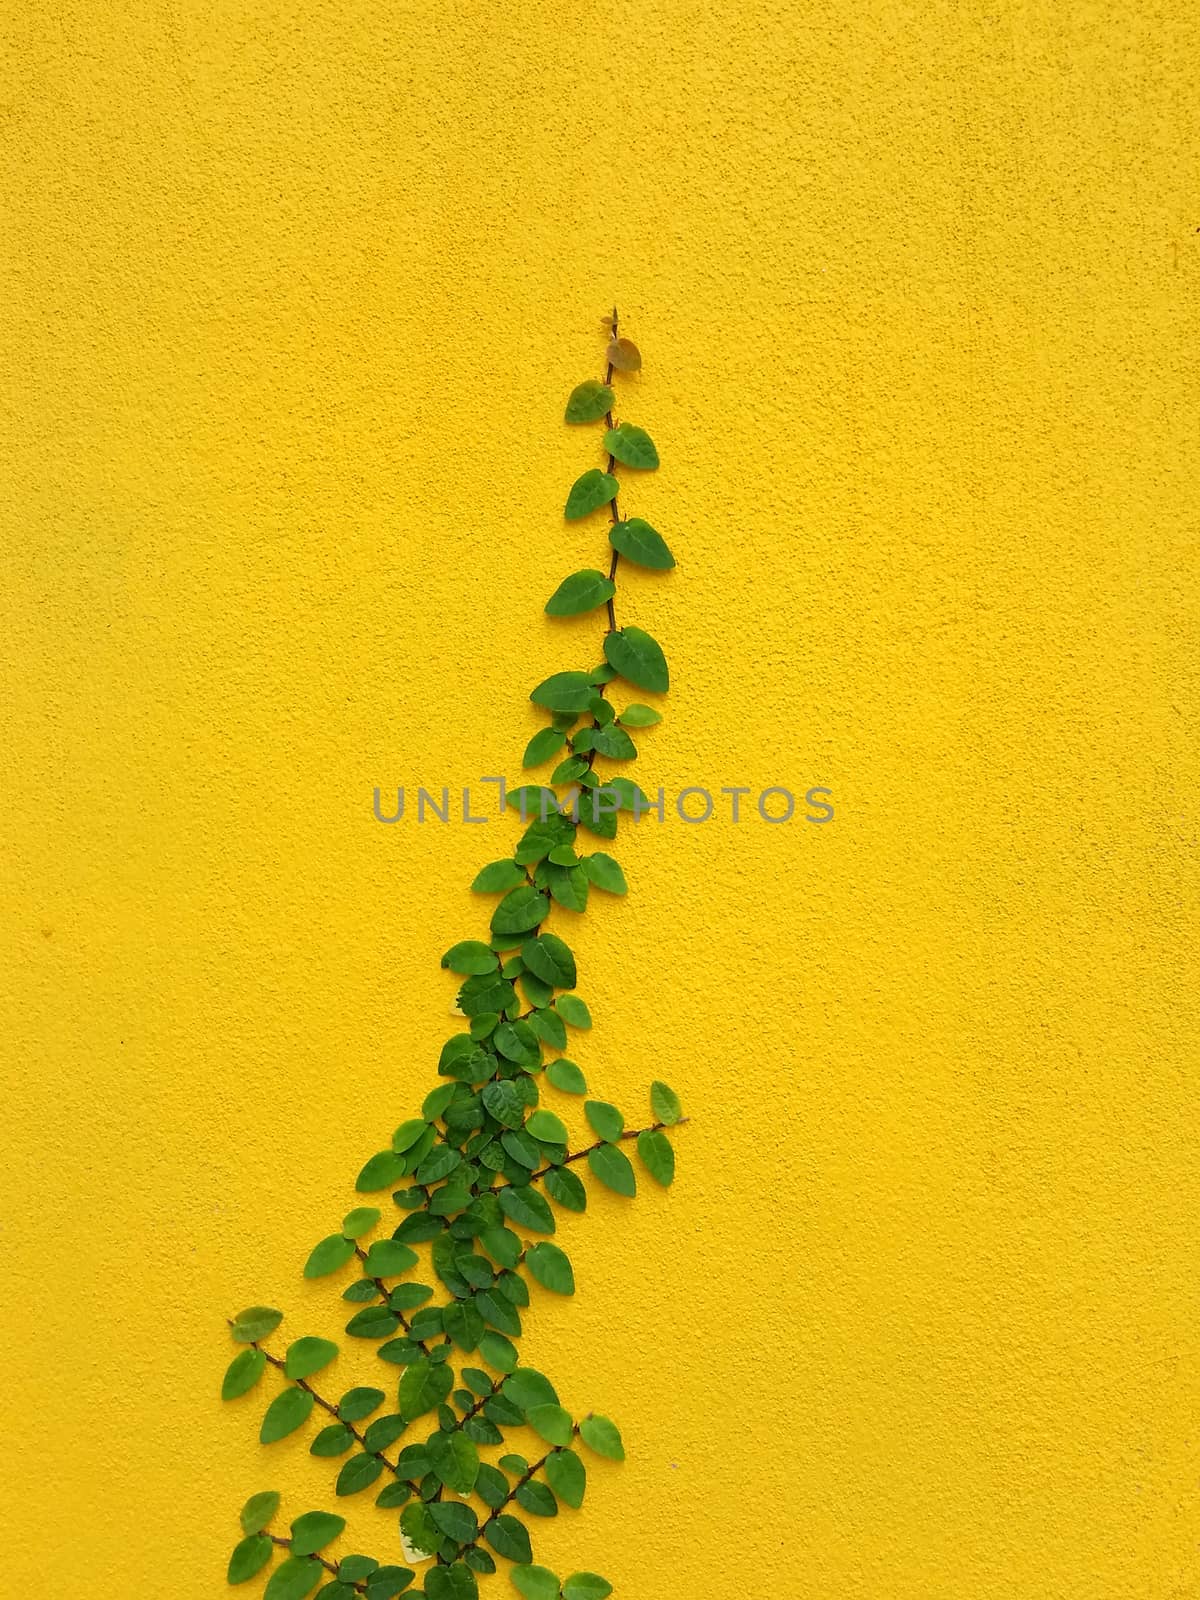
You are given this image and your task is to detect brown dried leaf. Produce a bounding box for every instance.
[607,337,642,372]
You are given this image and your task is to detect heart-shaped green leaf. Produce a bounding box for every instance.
[530,671,595,712]
[564,380,614,423]
[603,422,658,469]
[284,1336,338,1381]
[545,569,616,617]
[564,469,618,521]
[260,1386,314,1444]
[603,627,668,693]
[228,1534,273,1585]
[637,1128,676,1187]
[239,1490,281,1535]
[586,1143,636,1197]
[289,1510,345,1557]
[609,518,674,570]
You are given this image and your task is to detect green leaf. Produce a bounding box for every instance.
[228,1533,273,1585]
[545,1447,586,1509]
[356,1150,408,1192]
[564,468,618,522]
[526,1242,574,1295]
[589,723,636,760]
[604,626,668,693]
[338,1557,380,1583]
[441,941,499,975]
[443,1298,486,1353]
[600,776,648,813]
[482,1078,525,1130]
[362,1414,407,1453]
[338,1386,385,1422]
[423,1083,458,1119]
[426,1563,479,1600]
[398,1357,454,1420]
[373,1482,412,1509]
[264,1557,323,1600]
[530,671,595,713]
[555,994,591,1030]
[480,1331,519,1373]
[521,932,576,989]
[582,853,626,894]
[502,1128,540,1169]
[472,860,527,894]
[526,1109,568,1144]
[522,727,567,768]
[365,1567,417,1599]
[429,1430,481,1496]
[608,517,675,570]
[480,1226,522,1268]
[502,1367,559,1411]
[650,1079,682,1124]
[335,1453,384,1496]
[505,784,560,821]
[637,1128,675,1186]
[341,1207,381,1239]
[512,1566,560,1600]
[260,1386,315,1444]
[485,1514,533,1565]
[491,885,549,936]
[230,1305,283,1345]
[494,1019,540,1065]
[310,1423,356,1457]
[578,1414,624,1461]
[341,1278,381,1303]
[240,1491,281,1535]
[364,1239,419,1278]
[285,1337,338,1381]
[545,569,616,617]
[498,1185,556,1234]
[586,1143,637,1197]
[222,1347,267,1401]
[584,1101,623,1142]
[571,790,616,843]
[303,1234,356,1279]
[290,1512,346,1557]
[546,1058,587,1095]
[545,1166,587,1212]
[618,703,662,727]
[527,1403,574,1447]
[603,422,658,469]
[344,1305,400,1339]
[428,1500,479,1546]
[516,1480,557,1517]
[316,1584,355,1600]
[550,756,588,786]
[564,379,614,423]
[527,1008,567,1051]
[562,1575,613,1600]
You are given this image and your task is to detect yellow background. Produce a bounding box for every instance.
[2,2,1198,1596]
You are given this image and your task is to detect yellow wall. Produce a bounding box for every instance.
[3,2,1198,1595]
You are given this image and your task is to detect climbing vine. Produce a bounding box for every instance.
[221,312,684,1600]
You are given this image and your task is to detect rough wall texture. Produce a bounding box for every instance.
[2,2,1198,1596]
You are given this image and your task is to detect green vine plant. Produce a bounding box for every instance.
[220,312,686,1600]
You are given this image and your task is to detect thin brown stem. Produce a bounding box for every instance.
[521,1118,688,1184]
[268,1535,357,1587]
[245,1336,416,1483]
[352,1243,432,1354]
[603,305,621,634]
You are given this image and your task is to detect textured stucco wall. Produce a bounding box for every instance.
[2,3,1199,1597]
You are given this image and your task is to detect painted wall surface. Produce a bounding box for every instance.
[2,3,1198,1596]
